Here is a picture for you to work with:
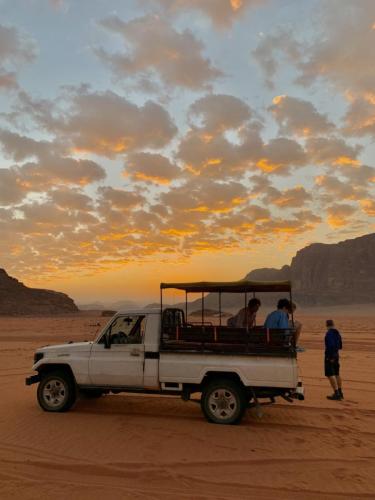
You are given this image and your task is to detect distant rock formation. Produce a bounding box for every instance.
[245,233,375,306]
[290,233,375,305]
[182,233,375,310]
[0,269,79,315]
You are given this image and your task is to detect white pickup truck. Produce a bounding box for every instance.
[26,280,304,425]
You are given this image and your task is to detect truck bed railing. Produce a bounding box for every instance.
[160,323,296,356]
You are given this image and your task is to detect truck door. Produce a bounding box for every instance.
[89,314,146,387]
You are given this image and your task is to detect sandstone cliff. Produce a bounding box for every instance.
[244,233,375,306]
[290,233,375,305]
[0,269,79,315]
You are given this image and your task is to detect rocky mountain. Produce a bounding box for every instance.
[182,233,375,310]
[0,269,78,315]
[288,233,375,305]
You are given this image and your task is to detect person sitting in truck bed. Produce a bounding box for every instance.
[227,298,261,328]
[264,298,290,329]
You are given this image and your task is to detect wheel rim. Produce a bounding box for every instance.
[208,388,237,420]
[42,379,67,407]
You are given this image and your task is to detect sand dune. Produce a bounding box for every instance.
[0,313,374,499]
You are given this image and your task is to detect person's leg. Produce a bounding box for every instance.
[326,360,342,400]
[328,376,338,391]
[336,374,343,399]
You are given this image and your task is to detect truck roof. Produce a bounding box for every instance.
[160,280,292,293]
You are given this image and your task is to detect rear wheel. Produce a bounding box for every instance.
[201,378,246,425]
[37,370,76,412]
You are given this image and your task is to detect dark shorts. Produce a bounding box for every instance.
[325,358,340,377]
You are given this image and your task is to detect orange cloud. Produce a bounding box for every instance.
[360,199,375,216]
[272,95,286,105]
[333,156,360,166]
[230,0,243,11]
[256,158,281,172]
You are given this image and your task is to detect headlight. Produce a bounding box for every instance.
[34,352,44,364]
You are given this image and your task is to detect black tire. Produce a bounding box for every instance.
[80,389,103,398]
[37,370,76,412]
[201,378,247,425]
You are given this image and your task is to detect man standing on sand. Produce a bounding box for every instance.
[325,319,343,401]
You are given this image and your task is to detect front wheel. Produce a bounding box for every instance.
[201,379,246,425]
[37,370,76,412]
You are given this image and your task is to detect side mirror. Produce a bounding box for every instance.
[104,333,111,349]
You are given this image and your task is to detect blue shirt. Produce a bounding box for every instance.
[264,310,289,329]
[325,328,342,359]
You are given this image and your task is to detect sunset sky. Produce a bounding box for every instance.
[0,0,374,304]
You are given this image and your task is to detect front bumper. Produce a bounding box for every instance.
[25,374,40,386]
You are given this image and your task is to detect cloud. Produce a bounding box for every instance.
[161,178,249,214]
[252,31,302,88]
[256,137,306,174]
[263,185,312,208]
[10,88,177,157]
[97,15,223,90]
[188,94,252,134]
[20,156,106,188]
[269,95,334,137]
[177,129,246,178]
[326,203,357,228]
[48,188,94,211]
[305,137,362,166]
[0,168,24,205]
[0,129,59,161]
[253,2,375,138]
[124,152,181,184]
[315,175,368,202]
[0,24,37,90]
[360,199,375,216]
[13,201,99,237]
[0,70,17,90]
[177,124,306,179]
[295,1,375,95]
[58,89,177,156]
[142,0,268,30]
[0,154,105,206]
[344,96,375,138]
[97,186,145,212]
[0,129,106,204]
[0,24,37,65]
[48,0,68,11]
[255,210,322,235]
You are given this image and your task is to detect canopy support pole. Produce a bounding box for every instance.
[202,292,204,325]
[245,292,248,331]
[289,289,294,327]
[185,291,188,322]
[160,288,163,318]
[219,292,222,326]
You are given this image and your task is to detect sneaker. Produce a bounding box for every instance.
[327,391,341,401]
[338,389,344,399]
[295,346,305,353]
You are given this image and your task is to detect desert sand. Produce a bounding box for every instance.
[0,312,374,499]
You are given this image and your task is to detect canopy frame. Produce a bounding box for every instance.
[160,280,293,326]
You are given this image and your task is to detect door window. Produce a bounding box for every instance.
[100,315,146,345]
